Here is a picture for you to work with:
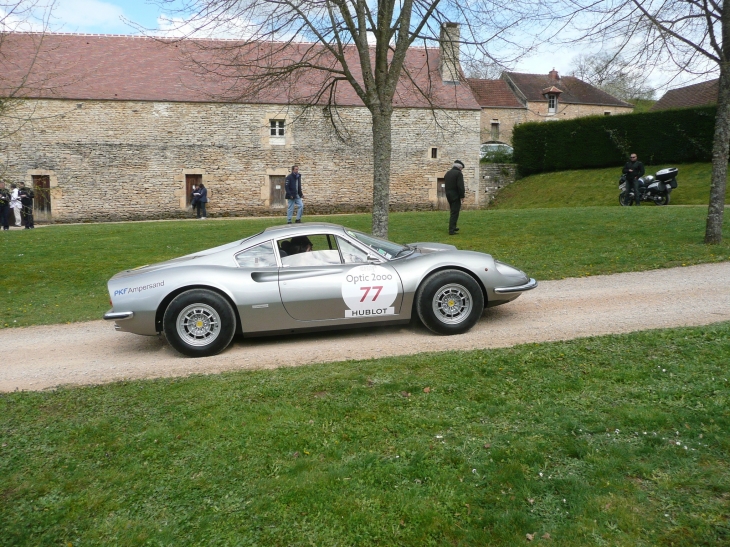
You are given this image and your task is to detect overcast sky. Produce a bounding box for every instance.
[38,0,710,94]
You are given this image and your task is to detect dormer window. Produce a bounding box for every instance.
[547,94,557,114]
[541,85,562,116]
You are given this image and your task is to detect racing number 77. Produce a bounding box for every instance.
[359,286,383,302]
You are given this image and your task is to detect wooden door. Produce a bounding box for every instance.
[437,178,448,210]
[32,175,51,221]
[269,175,286,208]
[185,174,202,206]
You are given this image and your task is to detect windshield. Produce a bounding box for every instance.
[345,229,413,260]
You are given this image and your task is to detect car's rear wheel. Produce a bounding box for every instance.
[163,289,236,357]
[416,270,484,335]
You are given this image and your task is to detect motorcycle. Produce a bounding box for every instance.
[619,167,678,206]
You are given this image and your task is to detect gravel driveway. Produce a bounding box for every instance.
[2,262,729,392]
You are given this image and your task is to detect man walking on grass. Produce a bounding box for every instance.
[285,165,304,224]
[444,160,465,235]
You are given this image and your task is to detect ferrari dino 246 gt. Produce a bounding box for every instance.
[105,223,537,357]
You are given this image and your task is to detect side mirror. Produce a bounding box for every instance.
[366,255,381,264]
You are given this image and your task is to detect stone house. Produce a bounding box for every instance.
[468,70,634,145]
[650,79,718,111]
[0,30,483,223]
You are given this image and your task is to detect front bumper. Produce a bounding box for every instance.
[494,278,538,294]
[104,310,134,321]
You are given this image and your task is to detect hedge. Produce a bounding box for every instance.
[512,106,717,176]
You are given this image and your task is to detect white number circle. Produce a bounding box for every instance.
[342,265,398,313]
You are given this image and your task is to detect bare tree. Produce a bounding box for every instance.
[568,0,727,243]
[1,0,57,180]
[462,56,505,80]
[570,51,654,101]
[154,0,544,237]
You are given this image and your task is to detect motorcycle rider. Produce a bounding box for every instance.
[622,153,645,206]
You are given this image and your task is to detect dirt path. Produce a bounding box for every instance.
[2,262,729,392]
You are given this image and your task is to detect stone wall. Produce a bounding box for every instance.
[478,163,517,206]
[480,103,633,145]
[1,99,481,222]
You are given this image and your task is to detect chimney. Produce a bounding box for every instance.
[439,22,461,84]
[549,68,559,80]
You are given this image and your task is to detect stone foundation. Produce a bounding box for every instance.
[478,163,517,206]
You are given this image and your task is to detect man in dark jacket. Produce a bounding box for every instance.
[0,182,10,231]
[444,160,465,235]
[285,165,304,223]
[18,182,34,229]
[622,153,645,206]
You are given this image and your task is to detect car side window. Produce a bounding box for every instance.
[235,241,277,268]
[337,236,369,264]
[278,234,343,267]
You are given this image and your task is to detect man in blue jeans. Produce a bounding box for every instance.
[285,165,304,223]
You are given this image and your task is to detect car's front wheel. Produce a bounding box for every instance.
[163,289,236,357]
[416,270,484,335]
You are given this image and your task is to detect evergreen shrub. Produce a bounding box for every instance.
[513,106,717,176]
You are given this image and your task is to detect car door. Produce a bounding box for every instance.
[232,240,289,332]
[278,233,404,322]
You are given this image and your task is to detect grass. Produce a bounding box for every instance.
[1,322,728,546]
[1,207,729,328]
[491,162,727,209]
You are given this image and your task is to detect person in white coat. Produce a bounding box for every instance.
[9,184,22,227]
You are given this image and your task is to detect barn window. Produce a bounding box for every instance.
[431,147,438,159]
[491,122,500,140]
[270,119,286,145]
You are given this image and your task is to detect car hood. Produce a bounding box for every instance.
[408,242,458,254]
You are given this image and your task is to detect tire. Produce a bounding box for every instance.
[416,270,484,335]
[619,192,633,206]
[654,192,670,206]
[163,289,236,357]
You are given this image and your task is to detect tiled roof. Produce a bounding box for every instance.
[650,79,718,111]
[0,33,480,110]
[504,71,633,107]
[466,78,524,108]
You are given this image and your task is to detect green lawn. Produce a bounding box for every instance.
[491,163,727,209]
[1,207,729,328]
[1,323,728,546]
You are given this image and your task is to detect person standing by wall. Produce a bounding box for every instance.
[18,182,35,228]
[285,165,304,224]
[444,160,465,235]
[622,153,645,206]
[0,182,10,231]
[196,183,208,219]
[10,184,22,227]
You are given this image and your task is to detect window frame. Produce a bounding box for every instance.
[234,239,280,268]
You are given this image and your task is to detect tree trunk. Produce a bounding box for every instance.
[371,106,393,238]
[706,62,730,244]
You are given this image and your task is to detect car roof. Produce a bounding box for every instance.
[263,222,346,234]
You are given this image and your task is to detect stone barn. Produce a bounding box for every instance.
[0,32,484,223]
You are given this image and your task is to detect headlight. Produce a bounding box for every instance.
[495,260,526,278]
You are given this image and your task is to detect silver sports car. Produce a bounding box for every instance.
[104,223,537,357]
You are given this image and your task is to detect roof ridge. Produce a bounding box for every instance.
[5,31,442,49]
